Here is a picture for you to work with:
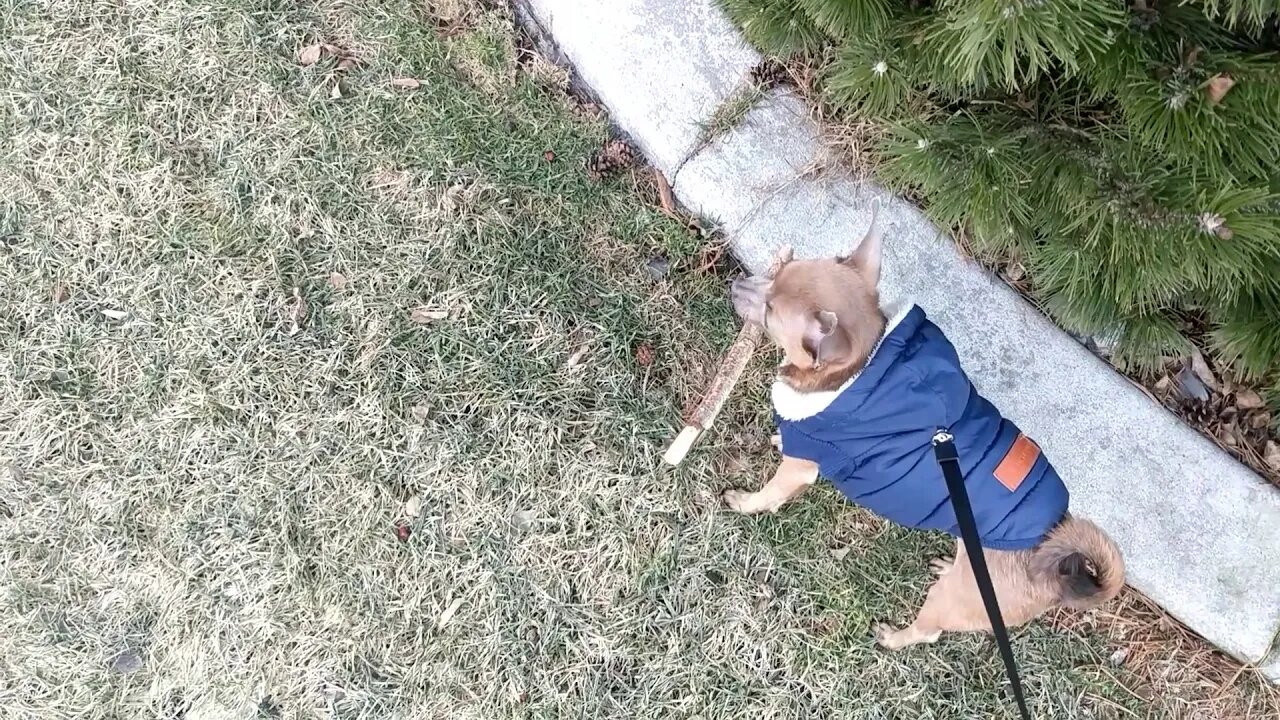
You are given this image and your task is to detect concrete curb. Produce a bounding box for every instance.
[517,0,1280,680]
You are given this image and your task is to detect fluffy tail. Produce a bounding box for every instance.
[1031,516,1125,610]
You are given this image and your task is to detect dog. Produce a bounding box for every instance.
[724,205,1124,649]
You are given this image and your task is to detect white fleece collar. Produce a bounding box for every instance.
[771,300,916,421]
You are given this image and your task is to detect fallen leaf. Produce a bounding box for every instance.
[336,57,357,72]
[511,509,536,531]
[391,77,422,89]
[404,495,422,518]
[830,546,851,561]
[329,79,345,99]
[1205,73,1235,105]
[101,309,128,320]
[1235,388,1264,410]
[543,150,556,162]
[395,522,411,542]
[807,614,842,637]
[52,284,69,303]
[299,44,324,67]
[1153,375,1172,395]
[437,596,464,628]
[653,168,676,215]
[1108,647,1129,666]
[645,255,671,280]
[328,271,348,291]
[110,650,143,675]
[410,306,449,324]
[288,287,306,335]
[565,344,590,371]
[1189,348,1218,391]
[1218,421,1238,446]
[1265,441,1280,471]
[634,342,655,367]
[1250,411,1271,430]
[411,402,431,421]
[1174,365,1209,403]
[369,168,408,190]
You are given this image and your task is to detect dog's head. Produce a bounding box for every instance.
[730,204,886,391]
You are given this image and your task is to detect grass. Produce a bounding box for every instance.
[1,1,1278,718]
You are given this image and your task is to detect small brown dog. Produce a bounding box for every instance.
[725,205,1124,649]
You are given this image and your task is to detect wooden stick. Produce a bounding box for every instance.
[662,244,793,466]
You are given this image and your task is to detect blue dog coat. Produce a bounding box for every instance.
[772,303,1068,550]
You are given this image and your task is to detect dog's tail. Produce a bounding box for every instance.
[1030,516,1125,610]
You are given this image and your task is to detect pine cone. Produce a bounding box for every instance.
[749,58,788,88]
[1180,398,1218,428]
[587,139,636,180]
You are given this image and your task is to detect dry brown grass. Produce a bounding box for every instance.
[1,1,1278,718]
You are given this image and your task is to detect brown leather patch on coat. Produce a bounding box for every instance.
[994,434,1040,491]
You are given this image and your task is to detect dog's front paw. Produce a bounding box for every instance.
[721,488,776,515]
[873,622,903,650]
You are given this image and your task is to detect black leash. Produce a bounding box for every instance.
[931,429,1033,720]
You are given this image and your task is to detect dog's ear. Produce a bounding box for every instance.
[802,310,850,367]
[842,199,882,286]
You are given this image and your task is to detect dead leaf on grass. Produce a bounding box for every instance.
[299,44,324,66]
[328,272,348,291]
[1175,364,1210,402]
[110,650,144,675]
[511,510,536,531]
[288,287,306,335]
[1189,347,1218,392]
[437,596,464,629]
[404,495,422,518]
[369,168,408,190]
[1265,441,1280,471]
[1153,374,1172,396]
[410,306,449,324]
[565,344,590,371]
[336,57,358,72]
[653,168,677,216]
[52,284,69,303]
[1234,388,1264,410]
[411,402,431,421]
[101,308,128,321]
[329,79,345,100]
[391,77,422,89]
